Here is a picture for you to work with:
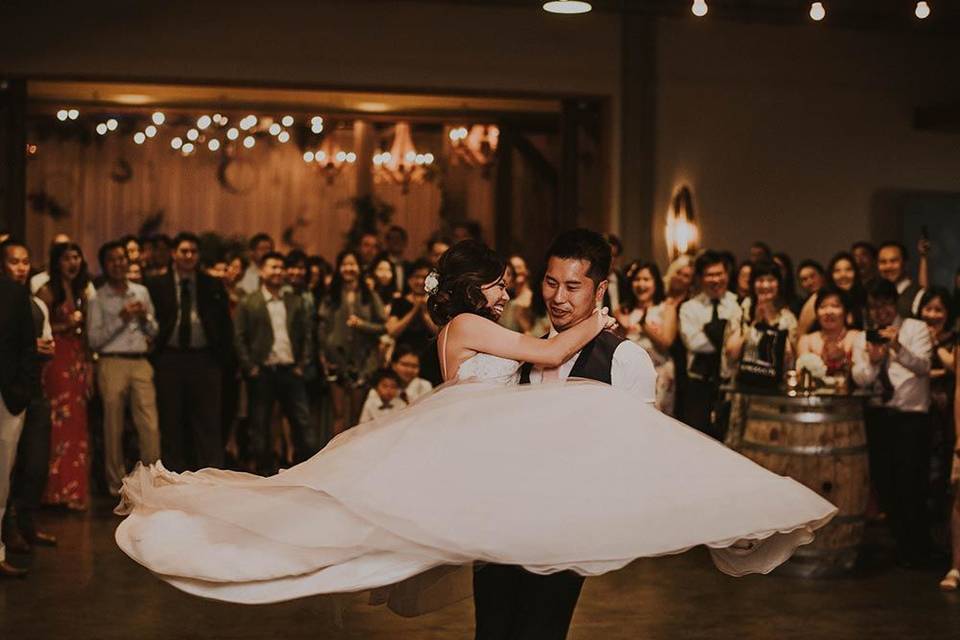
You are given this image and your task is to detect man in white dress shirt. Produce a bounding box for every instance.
[476,229,655,640]
[853,278,934,567]
[87,240,160,497]
[679,250,742,438]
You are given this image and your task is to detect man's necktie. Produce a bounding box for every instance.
[178,278,193,349]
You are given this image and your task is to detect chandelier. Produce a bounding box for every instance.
[448,124,499,177]
[373,122,434,194]
[303,133,357,184]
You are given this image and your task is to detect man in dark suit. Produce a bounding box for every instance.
[0,272,39,578]
[473,229,656,640]
[146,232,233,472]
[234,251,313,474]
[1,239,57,556]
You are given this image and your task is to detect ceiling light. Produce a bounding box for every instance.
[809,2,826,21]
[542,1,592,15]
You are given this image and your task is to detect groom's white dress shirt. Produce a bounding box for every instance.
[528,329,657,404]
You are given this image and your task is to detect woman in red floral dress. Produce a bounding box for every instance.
[37,242,92,510]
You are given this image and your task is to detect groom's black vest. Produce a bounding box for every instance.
[518,330,626,385]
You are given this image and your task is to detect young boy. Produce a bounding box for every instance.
[390,344,434,403]
[359,368,409,424]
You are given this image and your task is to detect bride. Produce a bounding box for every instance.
[115,239,836,607]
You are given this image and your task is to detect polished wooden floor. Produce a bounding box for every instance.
[2,499,959,640]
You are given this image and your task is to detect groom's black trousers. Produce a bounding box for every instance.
[473,563,584,640]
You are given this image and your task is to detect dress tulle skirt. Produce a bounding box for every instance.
[115,380,837,606]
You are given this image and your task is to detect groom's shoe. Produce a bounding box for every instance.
[0,560,28,578]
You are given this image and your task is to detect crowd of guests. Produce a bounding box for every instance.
[0,224,958,590]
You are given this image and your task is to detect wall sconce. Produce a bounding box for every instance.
[665,185,699,259]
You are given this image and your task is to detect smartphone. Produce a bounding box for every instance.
[866,328,889,345]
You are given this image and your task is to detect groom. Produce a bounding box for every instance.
[473,228,656,640]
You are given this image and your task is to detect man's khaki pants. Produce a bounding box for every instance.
[97,356,160,494]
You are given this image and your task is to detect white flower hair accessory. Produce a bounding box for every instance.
[424,270,441,295]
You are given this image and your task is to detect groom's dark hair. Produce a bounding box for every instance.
[544,229,612,286]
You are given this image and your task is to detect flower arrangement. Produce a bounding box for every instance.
[795,353,828,381]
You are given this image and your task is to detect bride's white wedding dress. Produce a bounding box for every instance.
[115,353,836,605]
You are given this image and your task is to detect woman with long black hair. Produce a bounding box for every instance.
[36,242,92,510]
[317,249,386,435]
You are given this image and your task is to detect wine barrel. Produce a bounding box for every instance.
[736,393,869,577]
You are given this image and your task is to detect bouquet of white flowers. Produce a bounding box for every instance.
[795,353,828,381]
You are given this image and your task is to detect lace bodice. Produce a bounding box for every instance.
[456,353,521,386]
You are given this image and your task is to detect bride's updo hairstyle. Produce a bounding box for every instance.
[427,239,506,326]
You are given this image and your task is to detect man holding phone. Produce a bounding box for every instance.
[858,278,934,567]
[87,240,161,497]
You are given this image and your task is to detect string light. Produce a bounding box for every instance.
[106,118,118,131]
[197,115,212,129]
[226,128,239,140]
[67,109,79,120]
[133,132,146,144]
[277,130,290,143]
[56,109,69,121]
[281,115,294,127]
[268,123,282,136]
[186,128,199,141]
[145,125,158,138]
[303,151,315,162]
[915,1,931,19]
[310,116,324,134]
[691,0,708,17]
[182,142,195,154]
[809,2,826,21]
[171,137,183,150]
[243,136,256,149]
[96,123,108,135]
[208,139,221,151]
[240,115,257,130]
[152,112,165,126]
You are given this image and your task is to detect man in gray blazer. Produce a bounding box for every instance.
[234,252,313,475]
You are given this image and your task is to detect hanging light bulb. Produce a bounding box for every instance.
[171,137,183,150]
[281,115,294,127]
[226,128,240,141]
[691,0,708,17]
[133,132,146,144]
[915,1,931,19]
[243,136,256,149]
[182,142,195,155]
[152,112,165,126]
[106,118,119,131]
[207,138,221,151]
[277,130,290,143]
[67,109,79,120]
[96,123,108,135]
[186,128,199,141]
[197,115,212,129]
[542,0,592,14]
[303,151,315,163]
[145,125,158,138]
[809,2,826,21]
[268,123,282,136]
[56,109,69,121]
